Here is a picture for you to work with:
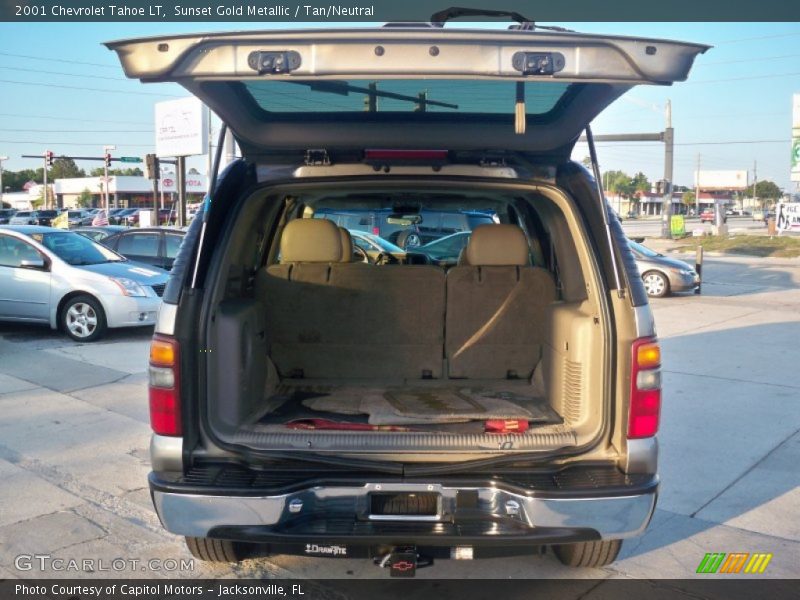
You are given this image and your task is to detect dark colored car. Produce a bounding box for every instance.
[79,208,102,226]
[33,209,61,226]
[0,208,17,224]
[109,207,135,225]
[73,225,128,242]
[100,226,185,270]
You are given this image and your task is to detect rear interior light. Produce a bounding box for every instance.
[628,337,661,439]
[148,335,181,436]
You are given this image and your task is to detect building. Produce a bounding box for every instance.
[54,175,207,209]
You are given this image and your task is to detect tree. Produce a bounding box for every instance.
[631,172,650,195]
[753,180,782,200]
[89,167,143,177]
[2,168,41,191]
[682,190,695,207]
[604,170,635,198]
[76,188,93,208]
[49,157,85,180]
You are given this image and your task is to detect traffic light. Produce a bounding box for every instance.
[104,153,112,168]
[45,150,54,167]
[145,153,160,180]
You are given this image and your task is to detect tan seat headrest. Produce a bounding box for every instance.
[280,219,342,264]
[338,227,353,262]
[463,224,530,266]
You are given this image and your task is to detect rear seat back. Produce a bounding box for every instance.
[256,219,444,379]
[446,224,557,379]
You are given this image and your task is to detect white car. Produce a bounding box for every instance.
[0,225,169,341]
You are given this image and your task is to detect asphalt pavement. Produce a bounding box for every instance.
[0,251,798,585]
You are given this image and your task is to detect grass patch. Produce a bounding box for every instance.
[676,235,800,258]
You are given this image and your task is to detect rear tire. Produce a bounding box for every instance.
[185,536,256,563]
[552,539,622,568]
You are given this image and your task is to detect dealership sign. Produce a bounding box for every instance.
[776,202,800,232]
[155,97,208,158]
[694,170,749,190]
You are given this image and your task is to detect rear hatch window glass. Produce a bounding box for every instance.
[242,80,574,115]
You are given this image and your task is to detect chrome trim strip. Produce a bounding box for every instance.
[155,302,177,336]
[624,437,659,475]
[150,434,183,472]
[153,484,656,541]
[633,304,656,338]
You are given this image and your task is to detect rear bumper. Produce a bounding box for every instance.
[150,468,658,545]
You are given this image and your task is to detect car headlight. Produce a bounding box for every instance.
[109,277,147,297]
[678,269,696,277]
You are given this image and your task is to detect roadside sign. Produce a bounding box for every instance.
[670,215,686,237]
[119,156,142,163]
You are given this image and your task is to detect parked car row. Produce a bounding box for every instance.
[0,206,184,228]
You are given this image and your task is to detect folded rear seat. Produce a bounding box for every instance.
[256,219,445,379]
[445,224,557,379]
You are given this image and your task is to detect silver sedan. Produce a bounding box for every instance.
[628,239,700,298]
[0,225,169,341]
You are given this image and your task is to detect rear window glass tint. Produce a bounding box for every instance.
[117,233,160,257]
[242,80,572,115]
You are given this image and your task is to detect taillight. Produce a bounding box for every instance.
[628,337,661,439]
[148,334,181,436]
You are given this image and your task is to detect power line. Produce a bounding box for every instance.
[695,52,800,66]
[0,78,182,97]
[0,112,152,126]
[0,50,120,69]
[0,65,128,81]
[0,139,154,147]
[715,31,800,44]
[0,128,150,133]
[686,70,800,84]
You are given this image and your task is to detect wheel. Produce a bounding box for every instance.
[61,295,107,342]
[185,536,257,563]
[642,271,669,298]
[552,539,622,568]
[395,230,421,249]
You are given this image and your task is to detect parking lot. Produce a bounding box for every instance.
[1,246,799,585]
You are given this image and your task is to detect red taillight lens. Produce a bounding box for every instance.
[148,334,181,436]
[628,337,662,439]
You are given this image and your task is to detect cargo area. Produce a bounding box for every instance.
[202,180,610,458]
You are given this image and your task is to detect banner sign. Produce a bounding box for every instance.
[775,202,800,233]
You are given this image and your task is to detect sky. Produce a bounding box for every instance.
[0,21,798,192]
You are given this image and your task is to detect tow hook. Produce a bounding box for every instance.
[374,547,432,577]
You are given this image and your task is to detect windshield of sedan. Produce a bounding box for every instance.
[353,231,405,254]
[628,240,661,258]
[32,231,124,265]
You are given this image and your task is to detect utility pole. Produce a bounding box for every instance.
[752,160,758,211]
[103,145,115,212]
[695,153,701,217]
[661,100,674,238]
[42,153,48,210]
[176,156,186,227]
